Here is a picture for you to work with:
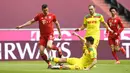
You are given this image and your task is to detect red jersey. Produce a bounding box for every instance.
[107,16,124,38]
[34,13,57,36]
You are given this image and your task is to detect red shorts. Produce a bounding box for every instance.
[108,36,120,46]
[38,34,54,47]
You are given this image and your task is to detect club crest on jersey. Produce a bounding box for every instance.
[114,20,117,23]
[42,20,46,24]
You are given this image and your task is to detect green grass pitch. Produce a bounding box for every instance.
[0,60,129,73]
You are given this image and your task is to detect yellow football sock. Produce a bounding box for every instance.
[53,58,60,62]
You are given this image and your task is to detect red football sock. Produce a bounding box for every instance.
[112,51,119,61]
[50,45,63,58]
[119,47,126,55]
[41,54,51,65]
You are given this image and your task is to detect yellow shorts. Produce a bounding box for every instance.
[93,38,99,49]
[66,58,83,70]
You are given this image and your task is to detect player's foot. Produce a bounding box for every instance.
[120,47,126,55]
[51,65,62,69]
[47,65,52,69]
[115,61,120,64]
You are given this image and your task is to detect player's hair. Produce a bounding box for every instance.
[85,36,94,44]
[109,6,118,12]
[42,4,48,9]
[88,4,95,8]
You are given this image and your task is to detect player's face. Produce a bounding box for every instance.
[89,6,95,15]
[111,9,117,16]
[42,7,49,14]
[86,40,90,46]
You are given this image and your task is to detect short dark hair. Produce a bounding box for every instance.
[88,4,95,8]
[42,4,48,9]
[85,36,94,44]
[109,6,118,12]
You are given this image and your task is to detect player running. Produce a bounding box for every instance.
[50,32,97,70]
[16,4,63,68]
[106,7,126,64]
[75,4,113,50]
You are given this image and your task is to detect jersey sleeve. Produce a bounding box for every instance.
[53,14,57,22]
[34,14,39,21]
[89,48,97,59]
[100,15,105,22]
[117,18,124,34]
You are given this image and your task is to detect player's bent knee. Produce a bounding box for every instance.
[111,47,115,51]
[40,51,44,55]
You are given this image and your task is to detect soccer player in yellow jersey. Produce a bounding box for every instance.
[75,4,113,49]
[50,32,97,70]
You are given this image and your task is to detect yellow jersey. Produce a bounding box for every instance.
[80,47,97,67]
[83,13,104,39]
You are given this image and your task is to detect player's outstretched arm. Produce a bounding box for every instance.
[100,15,113,33]
[72,32,85,43]
[118,19,124,34]
[54,21,61,39]
[16,19,36,29]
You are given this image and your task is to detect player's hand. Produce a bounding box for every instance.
[75,28,80,32]
[16,26,22,29]
[112,32,118,38]
[72,32,78,36]
[108,28,113,33]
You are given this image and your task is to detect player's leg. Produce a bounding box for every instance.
[51,58,81,70]
[39,38,52,68]
[114,38,126,55]
[51,65,76,70]
[47,39,63,58]
[52,58,67,63]
[109,38,119,63]
[93,38,99,49]
[51,57,79,65]
[114,38,122,64]
[52,65,81,70]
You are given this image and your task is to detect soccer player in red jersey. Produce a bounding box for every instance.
[106,7,126,64]
[16,4,63,68]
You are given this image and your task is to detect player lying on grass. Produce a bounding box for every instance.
[49,32,97,70]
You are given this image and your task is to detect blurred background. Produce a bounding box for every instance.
[0,0,130,28]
